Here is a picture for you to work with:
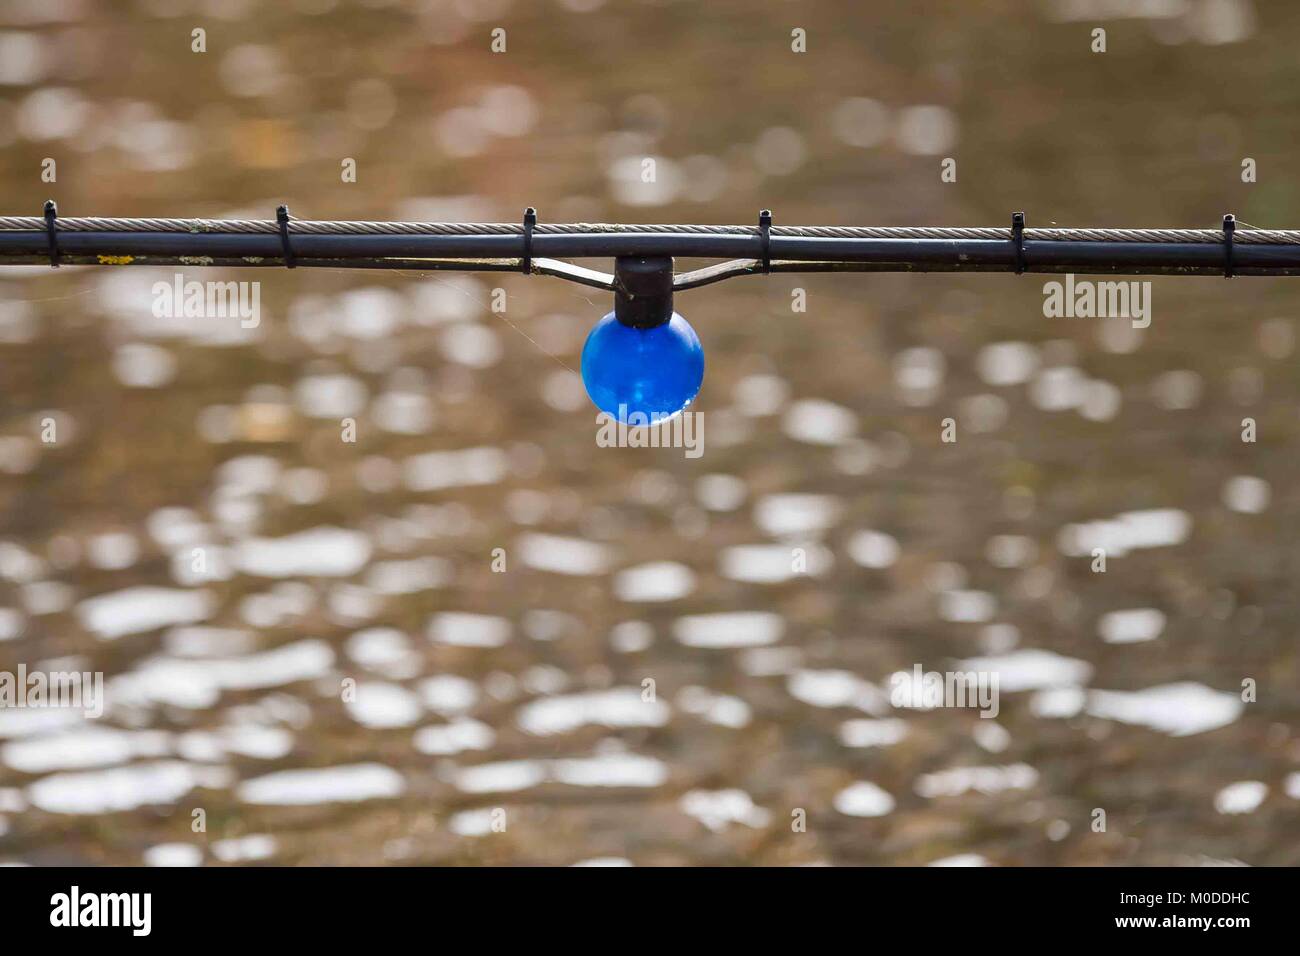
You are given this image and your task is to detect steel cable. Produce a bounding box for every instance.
[1,216,1298,244]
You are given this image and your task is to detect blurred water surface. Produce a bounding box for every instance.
[0,0,1297,865]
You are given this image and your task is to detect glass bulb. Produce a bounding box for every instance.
[580,310,704,424]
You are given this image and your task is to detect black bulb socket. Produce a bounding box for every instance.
[614,255,674,329]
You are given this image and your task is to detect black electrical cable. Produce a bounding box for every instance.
[3,207,1299,287]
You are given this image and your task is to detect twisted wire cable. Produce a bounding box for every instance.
[0,216,1297,244]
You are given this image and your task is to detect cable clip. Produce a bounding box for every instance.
[1223,214,1236,279]
[758,209,773,274]
[521,207,536,275]
[276,205,296,268]
[1012,211,1026,275]
[44,200,60,269]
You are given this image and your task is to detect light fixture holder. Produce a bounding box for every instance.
[613,255,674,329]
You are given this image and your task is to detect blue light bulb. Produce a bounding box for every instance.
[581,310,704,424]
